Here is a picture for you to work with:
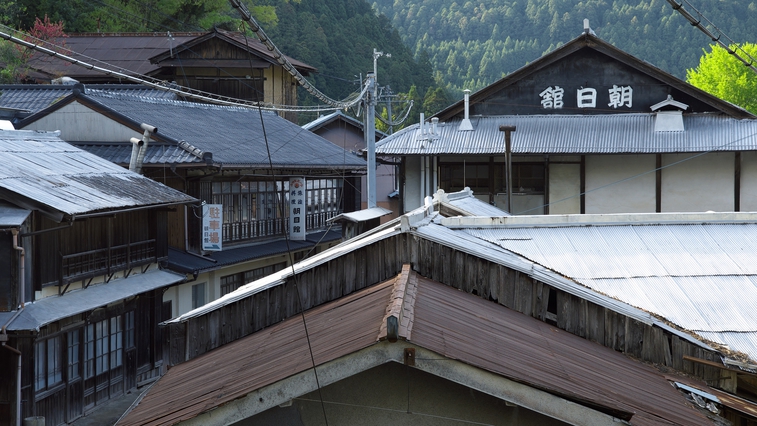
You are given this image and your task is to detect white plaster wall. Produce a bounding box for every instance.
[740,151,757,211]
[403,156,423,212]
[22,101,137,141]
[662,152,734,212]
[548,163,580,214]
[585,155,656,214]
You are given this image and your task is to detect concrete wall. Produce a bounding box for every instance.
[741,151,757,211]
[585,154,656,214]
[548,163,580,214]
[23,101,137,141]
[662,152,734,212]
[403,157,424,212]
[238,362,567,426]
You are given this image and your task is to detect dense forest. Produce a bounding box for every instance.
[2,0,756,120]
[372,0,757,97]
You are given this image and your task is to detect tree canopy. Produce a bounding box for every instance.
[686,43,757,115]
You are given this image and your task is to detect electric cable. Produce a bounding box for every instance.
[243,31,331,426]
[665,0,757,74]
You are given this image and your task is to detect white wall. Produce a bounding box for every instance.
[741,151,757,211]
[23,101,137,141]
[662,152,734,212]
[548,163,581,214]
[585,154,656,214]
[403,156,423,212]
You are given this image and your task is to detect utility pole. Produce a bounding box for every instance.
[365,48,390,209]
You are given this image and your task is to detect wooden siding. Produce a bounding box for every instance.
[32,210,166,290]
[168,232,723,388]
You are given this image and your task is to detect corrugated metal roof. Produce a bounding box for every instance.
[0,200,30,226]
[328,206,393,223]
[120,277,395,426]
[0,129,196,216]
[70,90,366,169]
[122,270,713,426]
[410,274,712,426]
[375,113,757,155]
[461,221,757,362]
[1,268,185,331]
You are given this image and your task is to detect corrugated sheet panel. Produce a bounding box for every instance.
[461,223,757,362]
[80,91,366,169]
[122,271,712,426]
[447,196,510,216]
[6,269,185,331]
[0,201,30,226]
[411,276,712,426]
[375,114,757,155]
[120,277,395,426]
[0,129,196,215]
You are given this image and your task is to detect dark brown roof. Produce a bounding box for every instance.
[121,267,714,425]
[25,29,315,82]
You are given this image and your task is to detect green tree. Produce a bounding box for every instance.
[686,43,757,114]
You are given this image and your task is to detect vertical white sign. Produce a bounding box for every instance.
[202,204,223,251]
[289,177,306,241]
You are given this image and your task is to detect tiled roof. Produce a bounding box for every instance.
[67,90,366,169]
[0,84,177,118]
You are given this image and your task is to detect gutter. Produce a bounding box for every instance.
[1,228,26,426]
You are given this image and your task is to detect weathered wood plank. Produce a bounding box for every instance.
[586,302,604,345]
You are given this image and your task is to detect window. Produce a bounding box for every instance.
[439,162,545,195]
[110,316,123,369]
[84,325,95,379]
[67,330,80,380]
[207,178,344,243]
[35,336,63,392]
[95,320,109,375]
[192,283,206,309]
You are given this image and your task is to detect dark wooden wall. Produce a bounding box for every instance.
[169,232,723,384]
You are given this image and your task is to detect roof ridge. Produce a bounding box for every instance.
[378,264,417,342]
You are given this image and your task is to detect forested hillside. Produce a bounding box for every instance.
[372,0,757,96]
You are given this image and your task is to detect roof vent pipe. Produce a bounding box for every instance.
[459,90,473,131]
[431,117,438,135]
[419,113,425,135]
[132,123,157,174]
[128,137,144,172]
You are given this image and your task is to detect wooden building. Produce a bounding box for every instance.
[25,29,316,122]
[0,128,196,425]
[119,205,757,425]
[375,27,757,215]
[8,84,365,318]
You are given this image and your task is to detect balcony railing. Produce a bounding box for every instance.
[59,240,157,286]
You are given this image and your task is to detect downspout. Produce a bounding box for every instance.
[1,228,26,426]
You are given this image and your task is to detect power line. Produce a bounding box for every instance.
[229,0,360,110]
[0,25,365,113]
[665,0,757,74]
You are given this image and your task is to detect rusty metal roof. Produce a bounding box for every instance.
[121,268,714,425]
[0,129,196,217]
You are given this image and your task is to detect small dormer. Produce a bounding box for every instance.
[651,95,689,132]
